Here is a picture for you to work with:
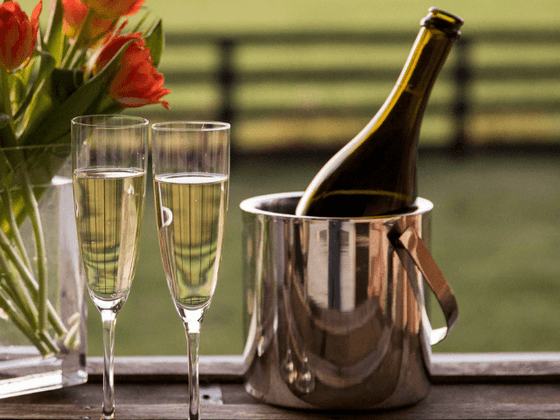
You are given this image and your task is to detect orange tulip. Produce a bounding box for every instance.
[62,0,113,46]
[0,0,42,73]
[93,32,170,109]
[81,0,145,20]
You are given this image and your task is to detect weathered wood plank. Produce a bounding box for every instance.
[431,353,560,382]
[4,354,560,419]
[3,400,560,420]
[86,353,560,382]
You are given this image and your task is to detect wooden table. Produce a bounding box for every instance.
[2,353,560,419]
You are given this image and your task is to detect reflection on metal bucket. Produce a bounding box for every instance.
[240,192,457,410]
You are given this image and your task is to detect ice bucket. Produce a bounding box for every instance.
[240,192,458,409]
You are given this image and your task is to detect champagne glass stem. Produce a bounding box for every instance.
[100,309,117,420]
[184,321,201,420]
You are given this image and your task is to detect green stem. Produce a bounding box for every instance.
[20,171,48,332]
[0,229,67,336]
[0,188,32,268]
[37,330,60,353]
[0,221,39,332]
[0,263,39,331]
[0,190,36,330]
[63,313,82,349]
[46,300,67,337]
[0,69,12,118]
[70,47,89,70]
[0,289,51,356]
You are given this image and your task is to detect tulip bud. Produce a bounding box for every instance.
[93,32,170,109]
[0,1,42,73]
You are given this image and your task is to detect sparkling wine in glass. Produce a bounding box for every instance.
[72,115,148,420]
[151,122,230,420]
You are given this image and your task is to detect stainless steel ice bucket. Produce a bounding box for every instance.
[240,192,458,410]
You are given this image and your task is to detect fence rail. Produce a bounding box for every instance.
[137,28,560,156]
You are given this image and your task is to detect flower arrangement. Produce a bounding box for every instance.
[0,0,169,356]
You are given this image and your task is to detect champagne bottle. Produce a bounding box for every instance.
[296,7,463,217]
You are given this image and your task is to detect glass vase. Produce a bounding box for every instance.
[0,144,87,398]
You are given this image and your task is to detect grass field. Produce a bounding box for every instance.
[21,0,559,32]
[140,0,559,32]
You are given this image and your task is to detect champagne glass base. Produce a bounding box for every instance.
[101,411,115,420]
[175,304,209,325]
[90,293,129,313]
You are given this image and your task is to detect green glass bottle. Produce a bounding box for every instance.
[296,7,463,217]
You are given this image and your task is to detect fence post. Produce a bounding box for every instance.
[450,36,471,157]
[218,38,237,159]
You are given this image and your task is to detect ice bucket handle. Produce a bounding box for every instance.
[393,226,459,345]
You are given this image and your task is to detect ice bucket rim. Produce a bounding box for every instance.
[240,191,433,221]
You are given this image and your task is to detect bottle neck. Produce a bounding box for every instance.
[395,25,459,100]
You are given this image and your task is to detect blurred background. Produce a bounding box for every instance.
[26,0,560,355]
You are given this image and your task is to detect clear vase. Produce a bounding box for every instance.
[0,144,87,398]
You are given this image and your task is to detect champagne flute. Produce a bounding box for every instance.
[151,122,230,420]
[72,115,148,420]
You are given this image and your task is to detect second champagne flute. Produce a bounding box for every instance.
[72,115,148,420]
[151,121,230,420]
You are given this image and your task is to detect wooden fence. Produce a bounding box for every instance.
[136,28,560,157]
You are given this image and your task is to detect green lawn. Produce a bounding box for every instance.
[141,0,558,32]
[85,153,560,356]
[21,0,558,32]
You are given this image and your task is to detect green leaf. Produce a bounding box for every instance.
[18,40,134,146]
[15,19,70,126]
[143,19,164,68]
[0,152,13,188]
[50,69,85,103]
[0,113,11,129]
[36,42,58,82]
[0,113,16,148]
[43,0,66,65]
[12,55,37,107]
[93,95,124,115]
[0,71,9,117]
[13,49,57,130]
